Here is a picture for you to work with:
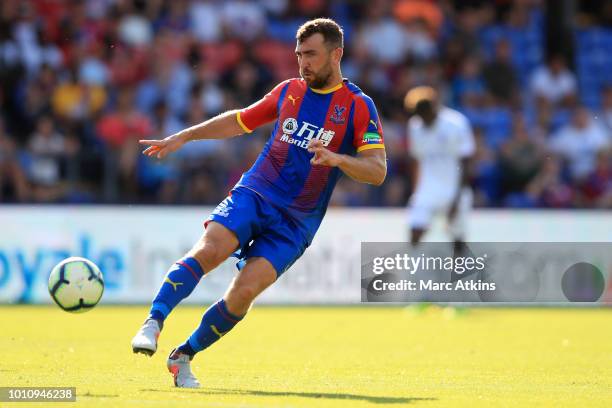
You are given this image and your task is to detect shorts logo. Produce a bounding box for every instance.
[213,199,232,217]
[330,105,346,124]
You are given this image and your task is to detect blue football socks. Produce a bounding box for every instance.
[177,298,244,356]
[149,257,205,324]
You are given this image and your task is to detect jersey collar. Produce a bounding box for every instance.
[309,81,344,94]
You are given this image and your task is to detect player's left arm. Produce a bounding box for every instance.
[307,96,386,185]
[308,139,386,185]
[448,118,476,221]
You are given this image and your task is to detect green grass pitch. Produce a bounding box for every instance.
[1,305,611,407]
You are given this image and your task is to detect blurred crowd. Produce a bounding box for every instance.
[0,0,610,208]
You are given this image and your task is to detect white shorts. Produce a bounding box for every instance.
[407,188,473,238]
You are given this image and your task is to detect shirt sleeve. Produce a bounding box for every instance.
[236,80,289,133]
[352,95,385,153]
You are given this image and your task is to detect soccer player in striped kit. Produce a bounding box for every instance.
[132,18,386,388]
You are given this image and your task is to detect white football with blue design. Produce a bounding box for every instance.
[48,257,104,313]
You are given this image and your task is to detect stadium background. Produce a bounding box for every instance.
[0,0,609,208]
[0,0,610,306]
[0,1,611,407]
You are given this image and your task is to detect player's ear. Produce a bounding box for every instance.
[332,47,343,63]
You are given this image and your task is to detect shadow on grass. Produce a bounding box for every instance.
[142,387,435,404]
[80,392,119,398]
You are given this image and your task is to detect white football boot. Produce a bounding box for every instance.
[131,319,161,356]
[167,349,201,388]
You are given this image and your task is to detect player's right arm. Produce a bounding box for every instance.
[406,119,421,193]
[140,110,245,159]
[140,81,288,159]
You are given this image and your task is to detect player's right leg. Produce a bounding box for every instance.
[167,198,307,388]
[410,228,426,245]
[407,203,433,245]
[167,257,278,388]
[131,222,239,356]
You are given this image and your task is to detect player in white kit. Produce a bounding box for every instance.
[404,87,475,247]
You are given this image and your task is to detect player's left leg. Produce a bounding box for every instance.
[167,257,277,387]
[167,210,308,387]
[448,188,473,249]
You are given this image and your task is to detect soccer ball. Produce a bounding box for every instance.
[48,257,104,313]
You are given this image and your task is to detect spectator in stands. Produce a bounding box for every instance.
[578,150,611,208]
[393,0,443,35]
[600,85,612,134]
[154,0,190,33]
[137,100,182,204]
[117,2,154,47]
[499,116,545,201]
[452,55,486,108]
[222,58,271,107]
[530,54,577,118]
[78,44,110,87]
[18,64,57,140]
[51,67,106,122]
[549,106,610,181]
[355,0,409,65]
[221,0,266,42]
[524,156,575,208]
[482,38,518,106]
[26,115,72,202]
[183,169,217,204]
[441,3,490,73]
[404,17,437,61]
[0,0,606,208]
[152,100,184,138]
[136,58,192,116]
[0,120,28,202]
[469,127,499,206]
[96,88,153,200]
[189,0,222,42]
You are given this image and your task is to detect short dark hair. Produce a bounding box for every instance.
[296,18,344,49]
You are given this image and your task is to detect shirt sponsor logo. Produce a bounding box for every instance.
[280,118,335,149]
[362,132,382,144]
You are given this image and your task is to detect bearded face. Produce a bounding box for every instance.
[296,33,340,89]
[300,57,334,89]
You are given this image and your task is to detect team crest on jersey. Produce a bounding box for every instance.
[330,105,346,124]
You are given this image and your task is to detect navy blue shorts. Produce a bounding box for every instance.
[206,187,309,277]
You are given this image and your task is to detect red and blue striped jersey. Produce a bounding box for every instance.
[235,78,384,237]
